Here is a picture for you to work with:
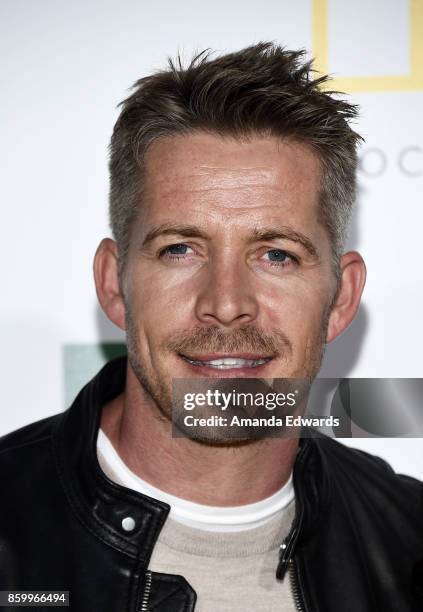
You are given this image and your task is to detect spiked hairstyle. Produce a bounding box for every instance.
[109,42,362,273]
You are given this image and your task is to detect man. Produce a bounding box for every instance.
[0,43,422,611]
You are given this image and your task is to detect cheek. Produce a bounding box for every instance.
[128,266,194,340]
[263,280,329,339]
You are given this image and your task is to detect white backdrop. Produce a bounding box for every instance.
[1,0,422,478]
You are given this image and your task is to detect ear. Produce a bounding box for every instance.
[326,251,366,343]
[93,238,126,331]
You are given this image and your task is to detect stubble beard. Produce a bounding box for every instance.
[124,300,330,443]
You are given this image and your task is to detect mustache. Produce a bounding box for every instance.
[164,325,292,357]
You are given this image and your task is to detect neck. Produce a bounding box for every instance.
[100,364,299,506]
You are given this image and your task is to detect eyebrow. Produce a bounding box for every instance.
[141,222,318,257]
[141,223,208,246]
[249,227,318,257]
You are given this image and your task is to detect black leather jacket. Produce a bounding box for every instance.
[1,357,422,611]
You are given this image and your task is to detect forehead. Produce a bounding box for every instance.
[141,132,322,227]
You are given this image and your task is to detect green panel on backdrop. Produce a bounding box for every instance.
[63,343,126,407]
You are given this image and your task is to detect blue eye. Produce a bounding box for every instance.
[267,249,289,262]
[159,243,194,260]
[165,244,189,255]
[263,249,296,268]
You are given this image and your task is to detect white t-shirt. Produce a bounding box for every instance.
[97,428,295,532]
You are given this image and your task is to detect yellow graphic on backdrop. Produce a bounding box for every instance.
[312,0,423,91]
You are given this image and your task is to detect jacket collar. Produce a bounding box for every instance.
[52,356,331,565]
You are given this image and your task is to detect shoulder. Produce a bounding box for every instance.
[0,413,69,527]
[0,413,62,465]
[313,436,423,511]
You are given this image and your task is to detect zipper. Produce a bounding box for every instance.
[289,559,305,612]
[277,525,306,611]
[276,438,311,609]
[139,570,152,612]
[277,520,300,579]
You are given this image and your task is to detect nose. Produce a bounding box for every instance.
[194,255,259,327]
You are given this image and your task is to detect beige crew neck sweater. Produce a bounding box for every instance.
[148,504,297,611]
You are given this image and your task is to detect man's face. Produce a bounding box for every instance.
[122,132,337,417]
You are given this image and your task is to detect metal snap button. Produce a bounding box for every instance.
[121,516,136,532]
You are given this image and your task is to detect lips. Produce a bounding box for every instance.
[179,354,273,370]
